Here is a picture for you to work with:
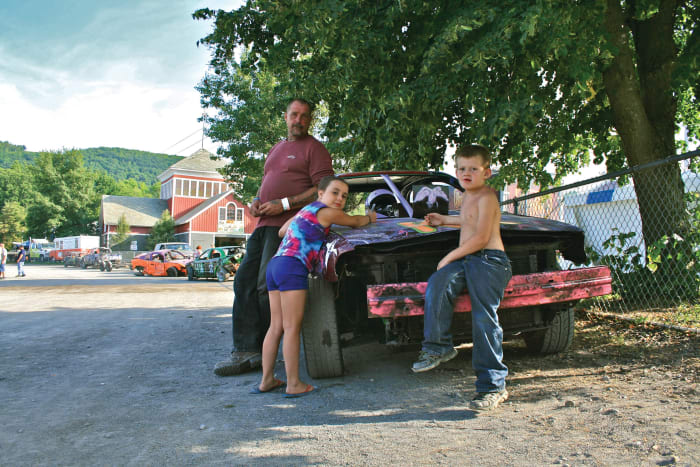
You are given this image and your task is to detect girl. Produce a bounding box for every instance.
[253,175,377,397]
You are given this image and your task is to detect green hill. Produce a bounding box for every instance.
[0,141,183,183]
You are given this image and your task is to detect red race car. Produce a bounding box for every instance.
[131,249,189,277]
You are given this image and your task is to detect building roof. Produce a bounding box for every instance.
[102,195,169,227]
[158,149,226,182]
[174,190,234,226]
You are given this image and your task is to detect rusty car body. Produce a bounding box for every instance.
[302,171,612,379]
[130,249,189,277]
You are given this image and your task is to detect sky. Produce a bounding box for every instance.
[0,0,241,156]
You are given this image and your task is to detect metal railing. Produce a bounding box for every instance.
[500,150,699,313]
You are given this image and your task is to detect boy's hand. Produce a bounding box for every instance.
[437,255,451,270]
[424,213,443,226]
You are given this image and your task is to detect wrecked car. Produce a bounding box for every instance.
[302,171,612,379]
[186,246,245,282]
[131,249,189,277]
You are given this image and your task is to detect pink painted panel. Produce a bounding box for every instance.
[366,266,612,318]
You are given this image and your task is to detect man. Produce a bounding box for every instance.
[0,242,7,279]
[16,245,27,277]
[214,98,334,376]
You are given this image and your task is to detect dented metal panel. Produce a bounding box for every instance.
[366,266,612,318]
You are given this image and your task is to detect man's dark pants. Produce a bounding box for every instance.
[232,226,282,353]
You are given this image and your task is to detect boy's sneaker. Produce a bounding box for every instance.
[411,348,458,373]
[469,389,508,411]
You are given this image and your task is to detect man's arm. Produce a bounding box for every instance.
[257,185,319,217]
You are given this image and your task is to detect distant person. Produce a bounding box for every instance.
[253,176,376,397]
[195,245,203,257]
[214,98,334,377]
[16,245,27,277]
[411,144,512,411]
[0,242,7,279]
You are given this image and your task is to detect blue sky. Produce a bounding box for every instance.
[0,1,241,155]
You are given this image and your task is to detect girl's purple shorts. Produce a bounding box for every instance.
[266,256,309,291]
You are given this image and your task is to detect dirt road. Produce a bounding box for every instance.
[1,264,697,466]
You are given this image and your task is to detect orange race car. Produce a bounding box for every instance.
[130,249,190,277]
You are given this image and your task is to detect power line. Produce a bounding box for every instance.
[175,138,205,156]
[162,128,202,153]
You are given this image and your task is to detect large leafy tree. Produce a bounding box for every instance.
[0,201,26,243]
[147,210,176,250]
[196,0,698,285]
[27,150,102,238]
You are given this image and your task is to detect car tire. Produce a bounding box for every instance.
[166,267,178,277]
[134,267,144,277]
[64,261,68,268]
[523,306,575,354]
[99,262,105,271]
[105,261,112,272]
[302,276,344,379]
[80,260,87,269]
[216,269,229,282]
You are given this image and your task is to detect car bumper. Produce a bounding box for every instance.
[366,266,612,318]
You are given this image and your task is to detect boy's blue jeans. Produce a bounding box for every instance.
[422,250,512,392]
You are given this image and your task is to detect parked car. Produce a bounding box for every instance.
[62,251,84,268]
[79,247,123,271]
[301,171,612,379]
[186,246,245,282]
[130,249,190,277]
[153,242,194,258]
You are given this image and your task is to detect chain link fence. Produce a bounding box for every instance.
[500,150,700,313]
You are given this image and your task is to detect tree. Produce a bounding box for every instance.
[196,0,698,295]
[0,201,26,243]
[27,150,101,238]
[147,210,176,250]
[111,214,131,249]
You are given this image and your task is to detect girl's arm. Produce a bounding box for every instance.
[317,208,377,228]
[278,216,295,237]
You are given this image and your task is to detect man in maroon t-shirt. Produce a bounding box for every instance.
[215,98,334,376]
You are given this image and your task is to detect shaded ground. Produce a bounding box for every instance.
[0,265,698,466]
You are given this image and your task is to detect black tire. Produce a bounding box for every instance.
[302,276,344,378]
[166,267,178,277]
[64,261,68,268]
[105,261,112,272]
[134,267,144,277]
[187,265,196,281]
[99,262,105,271]
[523,306,575,354]
[80,260,87,269]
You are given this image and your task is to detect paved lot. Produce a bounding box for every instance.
[1,264,697,466]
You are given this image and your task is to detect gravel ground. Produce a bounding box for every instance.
[1,264,698,466]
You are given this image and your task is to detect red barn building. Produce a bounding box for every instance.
[100,149,256,250]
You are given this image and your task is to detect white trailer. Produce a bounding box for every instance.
[50,235,101,261]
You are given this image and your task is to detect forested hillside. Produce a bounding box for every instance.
[0,141,182,183]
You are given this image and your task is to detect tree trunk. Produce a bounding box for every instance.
[602,0,692,299]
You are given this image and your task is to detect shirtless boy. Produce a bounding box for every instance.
[411,144,513,411]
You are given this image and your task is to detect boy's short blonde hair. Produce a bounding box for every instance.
[455,144,491,167]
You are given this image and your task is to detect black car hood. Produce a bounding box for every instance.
[315,213,586,281]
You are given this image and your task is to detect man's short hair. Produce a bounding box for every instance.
[455,144,491,167]
[286,98,314,113]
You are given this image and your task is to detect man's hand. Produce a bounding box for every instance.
[249,199,262,217]
[258,199,284,217]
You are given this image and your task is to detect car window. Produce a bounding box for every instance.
[169,250,186,260]
[199,249,211,260]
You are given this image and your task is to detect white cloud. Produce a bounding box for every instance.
[0,1,242,156]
